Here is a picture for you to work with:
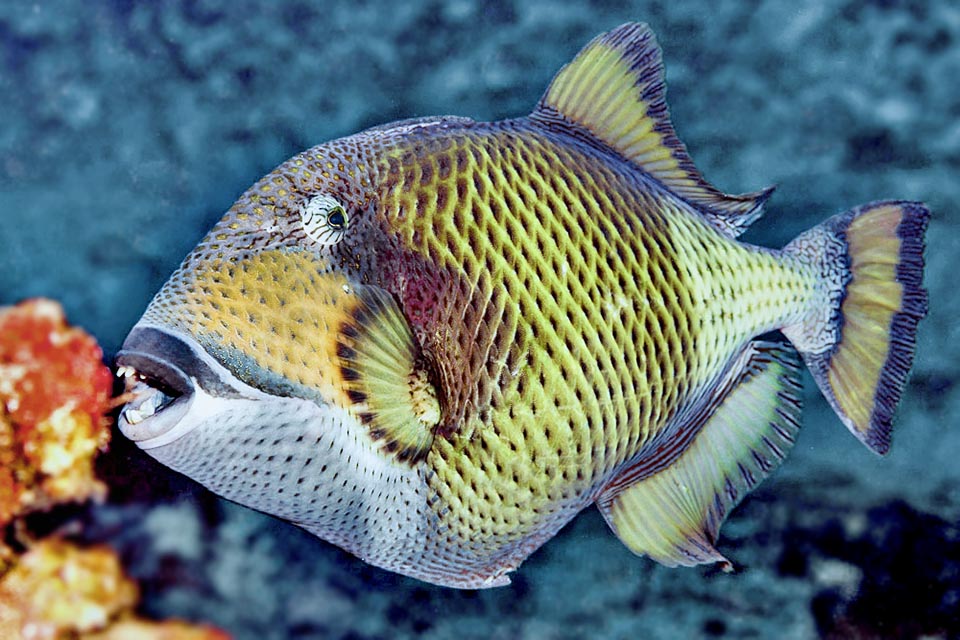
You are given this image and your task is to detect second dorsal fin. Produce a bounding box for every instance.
[530,22,774,237]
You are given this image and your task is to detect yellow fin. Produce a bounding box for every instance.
[530,22,773,237]
[783,201,929,454]
[338,285,440,463]
[596,340,802,567]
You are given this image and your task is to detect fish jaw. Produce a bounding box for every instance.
[113,323,523,588]
[109,132,543,587]
[115,324,439,568]
[117,326,251,448]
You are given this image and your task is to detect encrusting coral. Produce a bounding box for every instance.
[0,299,228,640]
[0,299,112,527]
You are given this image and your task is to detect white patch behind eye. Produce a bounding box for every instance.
[301,194,348,246]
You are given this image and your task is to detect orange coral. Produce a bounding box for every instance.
[87,620,232,640]
[0,299,113,522]
[0,299,231,640]
[0,538,138,638]
[0,299,112,430]
[0,539,229,640]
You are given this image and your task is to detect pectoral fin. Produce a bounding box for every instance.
[597,340,802,567]
[337,284,441,464]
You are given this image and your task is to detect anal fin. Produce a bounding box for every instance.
[596,340,802,567]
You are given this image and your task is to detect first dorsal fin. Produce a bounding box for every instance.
[530,22,773,237]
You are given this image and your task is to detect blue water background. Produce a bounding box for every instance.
[0,1,957,638]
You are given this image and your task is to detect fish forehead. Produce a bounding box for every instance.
[372,121,709,546]
[138,131,398,393]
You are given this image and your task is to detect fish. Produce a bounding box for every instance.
[115,22,929,588]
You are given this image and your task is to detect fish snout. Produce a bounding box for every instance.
[115,326,239,448]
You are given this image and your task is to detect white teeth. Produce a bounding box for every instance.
[116,365,137,378]
[121,382,176,426]
[122,398,159,426]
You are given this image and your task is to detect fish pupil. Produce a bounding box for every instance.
[328,208,346,229]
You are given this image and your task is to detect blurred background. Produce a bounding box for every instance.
[0,1,957,638]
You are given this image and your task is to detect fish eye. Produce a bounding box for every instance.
[301,194,349,246]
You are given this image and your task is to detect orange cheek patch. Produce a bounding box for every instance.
[168,249,439,464]
[182,250,360,410]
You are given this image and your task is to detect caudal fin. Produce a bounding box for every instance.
[782,201,929,454]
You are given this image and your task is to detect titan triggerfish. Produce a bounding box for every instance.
[116,23,929,588]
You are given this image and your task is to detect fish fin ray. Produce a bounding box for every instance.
[783,200,929,455]
[530,22,773,237]
[596,339,802,567]
[338,285,440,463]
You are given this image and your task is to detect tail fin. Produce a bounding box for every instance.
[782,201,929,454]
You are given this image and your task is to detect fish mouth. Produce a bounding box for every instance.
[115,329,197,446]
[115,326,245,448]
[116,354,191,434]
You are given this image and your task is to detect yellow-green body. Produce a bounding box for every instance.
[377,122,811,551]
[117,23,927,588]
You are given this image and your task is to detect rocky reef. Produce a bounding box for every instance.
[0,300,228,639]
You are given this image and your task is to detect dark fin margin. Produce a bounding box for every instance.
[337,285,441,464]
[530,22,774,237]
[783,201,929,454]
[597,340,802,567]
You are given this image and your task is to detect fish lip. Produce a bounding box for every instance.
[117,326,244,399]
[116,385,193,446]
[114,326,230,448]
[115,345,196,446]
[115,350,194,398]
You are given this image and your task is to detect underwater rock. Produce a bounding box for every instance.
[792,500,960,639]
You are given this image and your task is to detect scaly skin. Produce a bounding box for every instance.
[118,21,927,588]
[374,120,817,567]
[137,117,819,584]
